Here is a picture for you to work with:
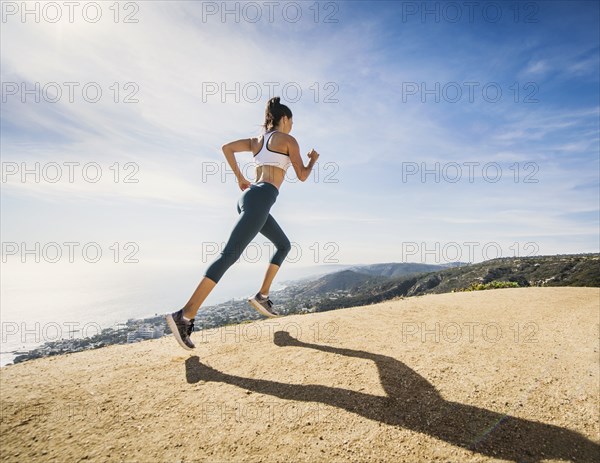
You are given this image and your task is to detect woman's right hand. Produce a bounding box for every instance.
[307,149,320,163]
[237,177,252,191]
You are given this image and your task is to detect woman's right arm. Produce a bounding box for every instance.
[287,136,319,182]
[222,138,258,190]
[221,138,256,182]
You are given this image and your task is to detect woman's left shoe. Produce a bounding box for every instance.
[248,292,280,318]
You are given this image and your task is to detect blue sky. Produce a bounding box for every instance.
[1,1,599,324]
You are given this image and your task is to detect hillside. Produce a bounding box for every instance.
[279,262,447,287]
[282,262,447,297]
[1,287,598,462]
[307,253,599,311]
[295,269,389,296]
[346,262,447,278]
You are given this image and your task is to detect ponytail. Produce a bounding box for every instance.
[263,97,292,132]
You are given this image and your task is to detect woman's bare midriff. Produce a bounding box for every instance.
[255,165,285,191]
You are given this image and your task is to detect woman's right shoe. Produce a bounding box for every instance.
[166,309,196,350]
[248,292,280,318]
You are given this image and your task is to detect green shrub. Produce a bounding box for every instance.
[455,280,520,292]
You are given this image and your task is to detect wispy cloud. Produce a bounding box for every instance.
[523,60,550,76]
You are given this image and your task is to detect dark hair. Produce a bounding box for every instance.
[263,97,292,132]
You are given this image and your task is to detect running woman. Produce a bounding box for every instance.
[166,97,320,350]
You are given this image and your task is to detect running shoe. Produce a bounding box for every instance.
[248,292,280,317]
[166,309,195,350]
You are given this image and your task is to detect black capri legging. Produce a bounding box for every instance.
[203,181,292,284]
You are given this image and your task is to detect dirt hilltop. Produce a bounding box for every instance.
[1,287,599,462]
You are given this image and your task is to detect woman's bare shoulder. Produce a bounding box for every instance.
[275,131,298,146]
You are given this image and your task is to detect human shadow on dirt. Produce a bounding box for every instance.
[185,331,599,463]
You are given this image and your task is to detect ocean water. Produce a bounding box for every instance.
[0,260,341,367]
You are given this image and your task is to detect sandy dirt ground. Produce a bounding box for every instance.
[1,286,599,462]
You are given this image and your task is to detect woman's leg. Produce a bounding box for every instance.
[182,185,276,319]
[182,276,217,319]
[257,213,291,296]
[257,263,280,297]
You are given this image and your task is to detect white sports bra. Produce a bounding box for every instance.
[254,130,291,172]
